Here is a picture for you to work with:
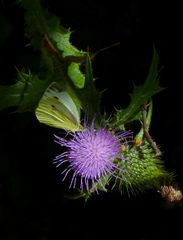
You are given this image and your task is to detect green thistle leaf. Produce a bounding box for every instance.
[115,48,163,128]
[67,63,85,88]
[78,54,101,122]
[0,70,48,112]
[15,0,87,112]
[18,0,86,81]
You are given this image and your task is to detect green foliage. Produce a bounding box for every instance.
[78,54,101,123]
[18,0,86,79]
[0,0,177,200]
[114,48,162,129]
[0,70,48,112]
[135,100,153,142]
[0,0,96,114]
[67,63,85,88]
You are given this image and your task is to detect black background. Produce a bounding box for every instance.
[0,0,183,239]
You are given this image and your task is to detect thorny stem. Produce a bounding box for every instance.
[142,103,162,156]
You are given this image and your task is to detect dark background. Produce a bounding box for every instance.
[0,0,183,239]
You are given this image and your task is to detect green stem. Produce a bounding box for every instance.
[142,101,162,156]
[135,100,153,142]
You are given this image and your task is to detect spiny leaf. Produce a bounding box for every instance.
[0,82,23,111]
[18,0,86,101]
[115,48,162,128]
[67,63,85,88]
[49,31,85,58]
[0,70,49,112]
[18,1,85,75]
[78,54,101,123]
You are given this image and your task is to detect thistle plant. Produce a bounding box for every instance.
[53,124,131,193]
[0,0,181,201]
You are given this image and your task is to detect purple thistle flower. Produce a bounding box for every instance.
[54,124,131,192]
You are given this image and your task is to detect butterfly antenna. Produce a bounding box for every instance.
[91,42,120,60]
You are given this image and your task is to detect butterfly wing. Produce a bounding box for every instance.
[35,82,81,131]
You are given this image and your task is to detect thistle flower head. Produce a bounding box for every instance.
[54,124,131,192]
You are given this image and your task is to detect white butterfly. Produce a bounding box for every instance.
[35,82,82,131]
